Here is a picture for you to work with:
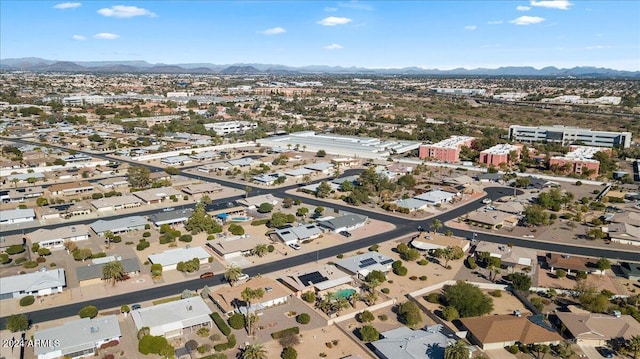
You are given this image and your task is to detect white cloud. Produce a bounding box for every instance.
[464,25,477,30]
[337,1,373,11]
[324,43,344,50]
[509,16,545,25]
[530,0,572,10]
[53,2,81,9]
[516,5,531,11]
[324,7,338,12]
[260,27,286,35]
[317,16,352,26]
[97,5,156,18]
[94,32,119,40]
[487,20,503,25]
[71,34,86,40]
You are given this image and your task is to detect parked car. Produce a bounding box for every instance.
[200,272,214,279]
[339,231,352,238]
[288,243,301,250]
[237,273,249,281]
[131,304,142,310]
[597,347,614,358]
[482,198,492,204]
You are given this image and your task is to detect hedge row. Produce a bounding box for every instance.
[213,333,236,352]
[210,313,231,336]
[271,326,299,339]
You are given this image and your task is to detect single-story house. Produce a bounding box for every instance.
[197,164,226,173]
[39,202,91,220]
[209,277,289,315]
[161,155,193,166]
[0,208,36,224]
[25,224,90,250]
[76,256,141,286]
[0,233,25,253]
[90,216,147,236]
[299,181,340,194]
[236,194,279,209]
[495,201,526,215]
[253,173,285,185]
[466,211,519,229]
[6,172,46,183]
[414,190,457,206]
[284,168,314,179]
[133,187,183,205]
[410,232,470,252]
[317,213,368,233]
[207,236,268,260]
[526,176,560,190]
[1,186,44,203]
[149,208,194,227]
[474,241,536,269]
[609,211,640,227]
[620,262,640,281]
[34,315,121,359]
[605,222,640,246]
[475,173,503,183]
[545,253,598,275]
[395,198,430,212]
[279,264,352,295]
[148,247,210,271]
[48,181,94,196]
[331,157,360,167]
[371,325,459,359]
[190,151,219,161]
[91,195,142,211]
[228,158,258,167]
[460,314,562,350]
[273,224,323,244]
[304,162,334,174]
[97,176,129,189]
[443,174,475,186]
[131,297,212,338]
[180,183,223,195]
[0,268,66,300]
[334,252,394,278]
[556,312,640,346]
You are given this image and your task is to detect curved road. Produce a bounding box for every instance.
[1,138,638,327]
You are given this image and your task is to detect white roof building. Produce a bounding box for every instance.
[131,297,212,338]
[413,190,457,205]
[0,208,36,224]
[0,268,66,300]
[148,247,210,270]
[26,225,90,250]
[334,252,394,278]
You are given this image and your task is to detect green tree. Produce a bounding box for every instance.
[78,305,99,319]
[224,264,243,286]
[314,206,325,216]
[164,166,181,175]
[316,149,326,157]
[359,325,380,342]
[445,341,470,359]
[121,305,130,314]
[252,244,268,257]
[73,248,93,261]
[397,301,422,327]
[5,314,29,332]
[359,310,375,323]
[281,346,298,359]
[102,260,125,286]
[257,202,274,213]
[596,257,611,275]
[316,181,332,198]
[341,180,354,192]
[510,272,532,292]
[554,341,576,359]
[36,197,49,206]
[628,335,640,359]
[532,344,551,359]
[430,219,442,233]
[127,166,151,189]
[151,263,163,278]
[241,342,267,359]
[443,281,493,318]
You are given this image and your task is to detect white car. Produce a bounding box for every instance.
[237,273,249,282]
[482,198,492,204]
[288,243,301,250]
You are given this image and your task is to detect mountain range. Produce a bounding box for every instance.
[1,57,638,77]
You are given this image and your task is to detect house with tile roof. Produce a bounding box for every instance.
[460,313,562,350]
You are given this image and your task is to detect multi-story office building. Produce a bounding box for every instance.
[479,144,523,166]
[509,125,632,148]
[204,121,257,135]
[548,145,610,178]
[418,136,475,163]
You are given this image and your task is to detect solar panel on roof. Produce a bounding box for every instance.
[380,259,394,265]
[359,258,377,268]
[298,271,328,285]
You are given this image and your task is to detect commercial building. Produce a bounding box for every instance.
[34,315,121,359]
[479,144,523,167]
[0,268,66,300]
[549,145,609,178]
[508,125,632,148]
[432,88,486,96]
[204,121,257,135]
[131,297,212,338]
[160,155,193,166]
[418,136,475,162]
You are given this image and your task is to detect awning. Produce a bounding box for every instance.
[216,213,228,219]
[314,276,352,291]
[410,239,444,251]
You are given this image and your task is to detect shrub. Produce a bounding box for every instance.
[267,244,275,252]
[0,253,10,264]
[296,313,311,324]
[91,252,107,259]
[358,310,375,323]
[489,290,502,298]
[15,257,27,265]
[336,254,344,259]
[378,314,388,321]
[575,181,583,186]
[197,328,210,337]
[19,295,35,307]
[251,219,269,226]
[401,248,421,261]
[409,275,418,281]
[368,245,379,252]
[359,325,380,342]
[271,327,300,340]
[418,259,429,266]
[37,248,51,256]
[78,305,98,319]
[393,266,408,276]
[442,306,460,321]
[419,275,428,281]
[228,224,245,235]
[213,334,236,352]
[179,234,193,242]
[302,291,316,303]
[138,335,172,356]
[281,346,297,359]
[136,241,150,251]
[228,313,245,330]
[210,313,231,336]
[426,293,442,304]
[111,236,122,243]
[392,260,403,270]
[197,344,212,354]
[100,340,119,349]
[509,345,520,354]
[6,244,25,255]
[556,269,567,278]
[22,260,38,268]
[397,301,422,327]
[143,231,151,238]
[530,297,544,312]
[381,288,390,294]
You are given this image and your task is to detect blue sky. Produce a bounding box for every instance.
[1,1,639,70]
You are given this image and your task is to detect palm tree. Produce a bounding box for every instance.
[554,341,576,359]
[242,287,265,335]
[335,297,350,315]
[430,219,443,233]
[246,313,260,336]
[349,292,361,308]
[102,261,124,286]
[244,186,252,198]
[252,244,268,257]
[242,342,267,359]
[224,264,243,286]
[302,174,312,185]
[444,340,469,359]
[629,335,640,359]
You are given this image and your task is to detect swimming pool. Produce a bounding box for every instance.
[230,216,252,221]
[334,288,356,300]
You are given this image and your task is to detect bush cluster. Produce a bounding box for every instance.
[271,327,300,339]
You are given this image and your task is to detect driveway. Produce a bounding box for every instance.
[485,348,517,359]
[579,343,614,359]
